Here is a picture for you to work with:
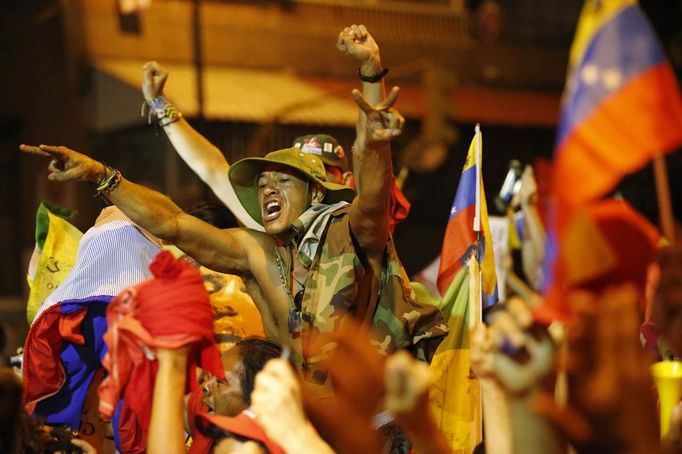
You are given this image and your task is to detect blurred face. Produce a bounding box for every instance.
[257,166,310,235]
[202,347,247,416]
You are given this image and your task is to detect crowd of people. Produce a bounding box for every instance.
[2,22,682,454]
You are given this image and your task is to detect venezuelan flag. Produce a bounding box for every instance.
[541,1,682,319]
[437,126,498,307]
[23,207,161,434]
[554,0,682,215]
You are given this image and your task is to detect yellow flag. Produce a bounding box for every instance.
[26,203,83,323]
[428,264,482,453]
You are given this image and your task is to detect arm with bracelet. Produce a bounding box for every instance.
[19,144,256,281]
[336,25,387,185]
[338,26,411,234]
[141,61,262,231]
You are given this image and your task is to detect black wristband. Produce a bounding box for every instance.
[357,67,388,83]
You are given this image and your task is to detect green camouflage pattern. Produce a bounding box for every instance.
[298,205,448,383]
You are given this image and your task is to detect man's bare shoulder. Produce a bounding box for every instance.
[221,227,275,271]
[227,226,273,247]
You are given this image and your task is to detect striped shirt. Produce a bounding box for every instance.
[33,207,162,324]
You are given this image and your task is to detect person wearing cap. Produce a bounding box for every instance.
[22,83,445,379]
[290,133,353,186]
[140,25,410,234]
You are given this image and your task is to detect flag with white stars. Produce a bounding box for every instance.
[437,127,497,307]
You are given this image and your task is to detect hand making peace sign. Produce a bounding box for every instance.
[351,86,404,146]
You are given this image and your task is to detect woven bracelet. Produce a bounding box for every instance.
[92,165,122,200]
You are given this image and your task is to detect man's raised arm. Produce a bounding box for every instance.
[142,61,262,230]
[337,25,387,142]
[348,88,404,255]
[20,144,252,275]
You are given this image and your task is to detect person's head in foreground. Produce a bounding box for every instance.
[201,337,283,416]
[228,147,355,235]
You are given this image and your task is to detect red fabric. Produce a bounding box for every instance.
[187,388,213,454]
[98,251,224,440]
[437,204,477,295]
[198,412,286,454]
[22,307,88,404]
[538,200,660,323]
[187,387,214,454]
[117,401,147,454]
[579,200,660,293]
[187,386,209,437]
[59,310,88,344]
[388,181,411,234]
[346,175,410,234]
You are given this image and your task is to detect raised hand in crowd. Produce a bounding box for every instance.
[534,285,659,454]
[510,165,546,291]
[472,297,555,397]
[338,24,392,153]
[383,351,451,454]
[336,24,382,75]
[302,321,451,454]
[142,60,169,101]
[470,297,563,454]
[301,323,385,454]
[148,347,190,454]
[251,358,334,454]
[140,61,262,230]
[351,87,404,146]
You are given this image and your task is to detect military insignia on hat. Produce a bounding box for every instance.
[301,137,323,155]
[292,133,350,171]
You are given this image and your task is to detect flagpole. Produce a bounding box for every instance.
[473,124,483,325]
[473,123,484,447]
[653,155,676,244]
[473,124,482,234]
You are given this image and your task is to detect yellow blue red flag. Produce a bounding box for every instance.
[437,126,497,307]
[554,0,682,215]
[541,0,682,317]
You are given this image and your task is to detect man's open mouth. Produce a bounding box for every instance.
[263,200,282,222]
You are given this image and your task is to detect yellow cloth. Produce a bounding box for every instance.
[428,265,482,453]
[26,203,83,323]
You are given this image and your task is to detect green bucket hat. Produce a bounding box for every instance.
[228,147,356,226]
[292,134,350,172]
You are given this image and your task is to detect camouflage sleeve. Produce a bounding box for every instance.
[371,236,448,360]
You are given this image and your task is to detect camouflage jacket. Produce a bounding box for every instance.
[291,203,448,383]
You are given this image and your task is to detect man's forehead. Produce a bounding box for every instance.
[258,165,303,179]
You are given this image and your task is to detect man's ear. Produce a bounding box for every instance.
[311,184,326,204]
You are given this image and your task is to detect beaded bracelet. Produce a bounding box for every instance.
[92,165,122,201]
[141,96,183,127]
